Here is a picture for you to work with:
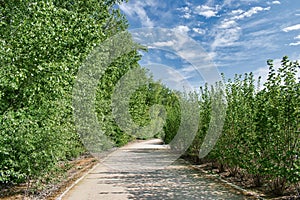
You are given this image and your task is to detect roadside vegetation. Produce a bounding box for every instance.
[0,0,139,195]
[165,57,300,197]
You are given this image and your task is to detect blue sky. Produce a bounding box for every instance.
[118,0,300,90]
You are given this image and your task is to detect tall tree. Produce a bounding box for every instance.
[0,0,132,185]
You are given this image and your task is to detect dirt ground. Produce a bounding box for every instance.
[0,155,98,200]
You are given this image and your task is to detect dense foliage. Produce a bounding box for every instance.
[0,0,136,186]
[0,0,180,190]
[176,56,299,195]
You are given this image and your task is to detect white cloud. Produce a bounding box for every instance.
[233,6,271,20]
[248,29,278,37]
[289,35,300,46]
[136,9,154,27]
[242,18,270,29]
[173,25,190,34]
[289,41,300,46]
[211,18,241,50]
[164,53,178,60]
[153,40,176,47]
[179,64,197,73]
[272,1,281,4]
[295,35,300,40]
[231,9,244,15]
[211,6,271,50]
[267,0,281,5]
[200,10,217,18]
[207,52,217,60]
[211,26,242,49]
[195,5,218,18]
[144,64,193,92]
[177,6,192,19]
[209,4,272,61]
[219,20,238,29]
[119,3,134,16]
[243,33,278,49]
[183,13,192,19]
[283,24,300,32]
[177,6,190,12]
[119,1,154,27]
[192,28,206,35]
[221,0,234,8]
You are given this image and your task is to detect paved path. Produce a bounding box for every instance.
[60,139,250,200]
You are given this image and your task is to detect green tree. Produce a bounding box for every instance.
[0,0,131,187]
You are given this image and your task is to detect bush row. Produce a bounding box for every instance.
[164,56,299,195]
[0,0,134,186]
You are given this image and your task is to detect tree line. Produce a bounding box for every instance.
[164,57,299,195]
[0,0,139,187]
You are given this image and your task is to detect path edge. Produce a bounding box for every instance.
[55,163,100,200]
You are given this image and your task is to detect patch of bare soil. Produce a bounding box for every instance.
[46,155,98,200]
[0,154,98,200]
